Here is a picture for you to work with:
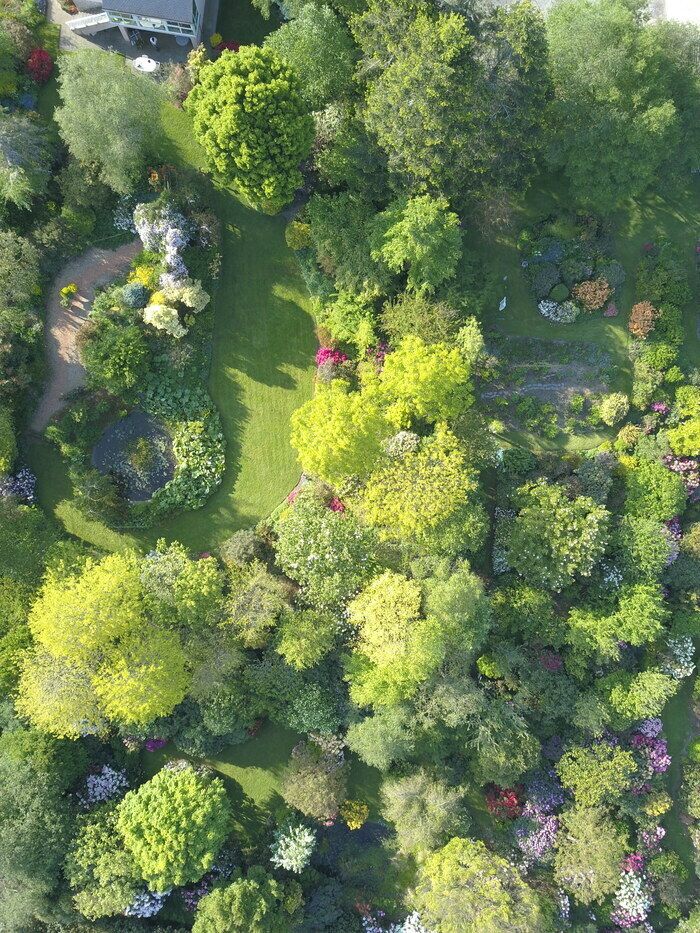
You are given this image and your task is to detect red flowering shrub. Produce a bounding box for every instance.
[628,301,657,339]
[328,496,345,512]
[26,48,54,84]
[216,41,240,53]
[485,784,524,819]
[315,346,347,367]
[572,277,612,312]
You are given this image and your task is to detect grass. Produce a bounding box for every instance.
[28,10,316,554]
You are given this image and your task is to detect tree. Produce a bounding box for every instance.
[597,392,629,426]
[281,741,347,820]
[414,837,554,932]
[381,771,468,855]
[507,481,609,591]
[378,335,472,427]
[345,704,416,771]
[623,457,687,521]
[599,669,678,728]
[193,867,303,933]
[554,806,628,906]
[140,539,225,632]
[556,743,636,808]
[381,292,461,345]
[186,47,314,213]
[546,0,679,212]
[369,195,462,293]
[0,229,39,310]
[226,560,289,649]
[17,553,188,736]
[345,571,444,707]
[567,584,668,662]
[0,404,15,472]
[275,609,337,670]
[614,515,673,581]
[362,9,487,202]
[359,426,485,554]
[54,50,166,194]
[117,765,232,890]
[469,698,540,786]
[0,108,53,209]
[290,379,388,486]
[273,486,377,609]
[668,417,700,457]
[264,4,356,109]
[65,804,140,920]
[421,558,491,658]
[79,320,149,397]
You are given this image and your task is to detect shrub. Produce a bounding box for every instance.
[121,282,149,309]
[529,261,560,299]
[550,283,569,302]
[597,392,629,427]
[26,47,53,84]
[0,406,16,473]
[572,278,612,312]
[285,220,311,250]
[629,301,657,338]
[595,259,626,289]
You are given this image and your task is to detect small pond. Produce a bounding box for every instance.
[92,410,174,503]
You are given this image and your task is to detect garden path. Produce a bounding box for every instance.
[30,240,141,433]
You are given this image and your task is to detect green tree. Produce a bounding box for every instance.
[623,457,687,521]
[140,539,225,632]
[345,704,416,771]
[599,669,678,728]
[554,806,628,906]
[360,426,485,554]
[65,804,140,920]
[0,404,15,472]
[274,486,377,609]
[363,9,486,201]
[369,194,462,293]
[265,4,356,109]
[546,0,679,212]
[79,319,149,397]
[556,743,637,808]
[275,608,337,670]
[614,515,674,581]
[507,481,609,591]
[414,836,554,932]
[381,292,461,345]
[281,741,347,820]
[186,47,314,213]
[0,108,53,209]
[117,765,232,890]
[381,771,468,855]
[54,50,166,194]
[290,379,388,486]
[193,867,303,933]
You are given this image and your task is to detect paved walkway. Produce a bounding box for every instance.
[31,240,142,433]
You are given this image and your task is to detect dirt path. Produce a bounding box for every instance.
[31,240,142,434]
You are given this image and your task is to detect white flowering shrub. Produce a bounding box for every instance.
[79,764,129,807]
[270,823,316,873]
[661,635,695,680]
[537,299,580,324]
[142,304,187,339]
[124,889,169,918]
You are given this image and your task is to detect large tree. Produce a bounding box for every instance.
[116,765,232,891]
[193,867,303,933]
[187,47,314,213]
[0,108,53,210]
[414,836,554,932]
[554,806,628,906]
[546,0,680,212]
[54,50,166,194]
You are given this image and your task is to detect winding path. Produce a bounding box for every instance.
[30,240,142,434]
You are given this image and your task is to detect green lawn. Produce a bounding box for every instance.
[28,15,316,554]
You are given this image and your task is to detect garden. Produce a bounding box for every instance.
[1,0,700,931]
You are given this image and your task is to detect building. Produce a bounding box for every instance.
[68,0,207,47]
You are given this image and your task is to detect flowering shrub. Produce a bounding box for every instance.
[537,298,580,324]
[26,48,53,84]
[124,890,169,918]
[142,304,187,339]
[79,764,128,807]
[660,635,695,680]
[133,201,192,282]
[270,823,316,873]
[628,302,657,338]
[662,455,700,500]
[610,870,653,928]
[639,825,665,854]
[122,282,149,309]
[514,811,558,862]
[60,282,78,307]
[485,784,523,819]
[572,277,612,312]
[145,737,167,752]
[0,467,36,503]
[340,798,369,830]
[315,346,348,367]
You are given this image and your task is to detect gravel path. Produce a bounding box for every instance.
[31,240,142,433]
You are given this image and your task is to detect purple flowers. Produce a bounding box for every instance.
[640,825,665,854]
[631,733,672,775]
[635,718,663,739]
[651,401,670,415]
[523,770,566,815]
[604,302,618,317]
[144,737,167,752]
[620,852,645,873]
[514,812,559,861]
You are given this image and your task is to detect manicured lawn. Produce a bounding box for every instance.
[28,31,316,554]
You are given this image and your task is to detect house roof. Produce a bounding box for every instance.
[103,0,193,21]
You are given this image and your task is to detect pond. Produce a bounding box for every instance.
[92,410,174,503]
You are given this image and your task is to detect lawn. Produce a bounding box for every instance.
[27,6,317,554]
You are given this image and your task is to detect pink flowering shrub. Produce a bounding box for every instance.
[316,347,348,367]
